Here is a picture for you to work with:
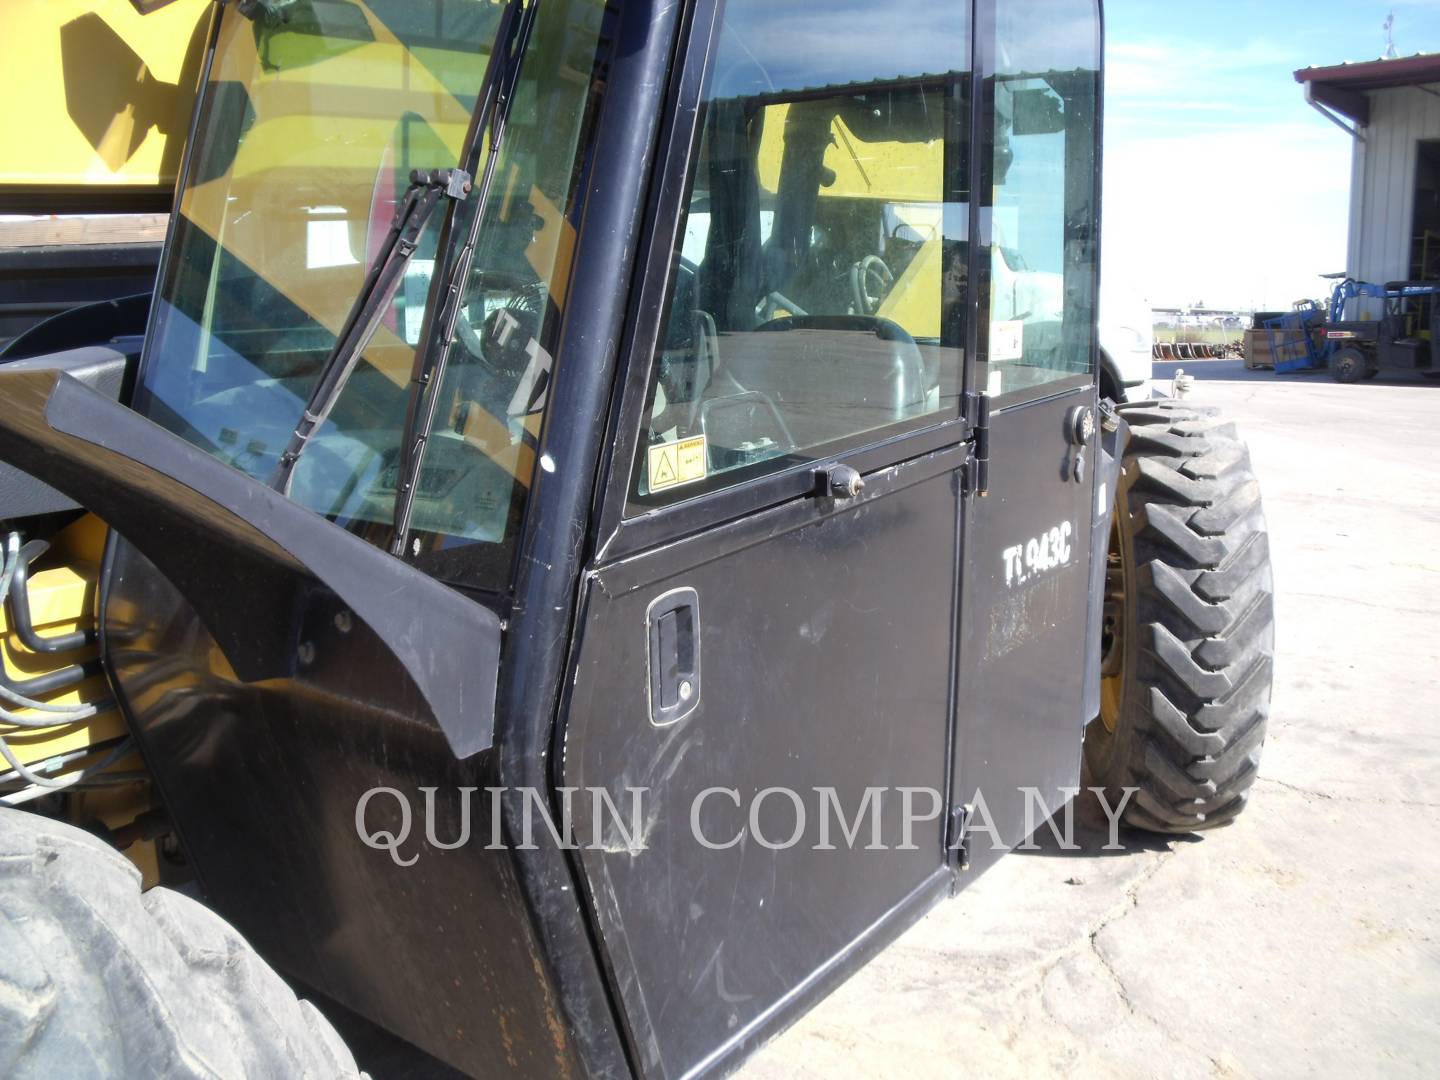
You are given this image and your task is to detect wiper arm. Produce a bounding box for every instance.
[388,0,541,557]
[269,167,471,495]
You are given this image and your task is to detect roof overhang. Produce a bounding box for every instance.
[1296,54,1440,126]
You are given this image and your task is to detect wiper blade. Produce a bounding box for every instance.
[388,0,541,557]
[269,167,471,495]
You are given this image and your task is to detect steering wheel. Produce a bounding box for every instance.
[850,254,894,315]
[756,290,808,323]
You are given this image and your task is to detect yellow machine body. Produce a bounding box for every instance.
[755,101,945,337]
[0,0,213,210]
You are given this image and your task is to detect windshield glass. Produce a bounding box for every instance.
[138,0,611,590]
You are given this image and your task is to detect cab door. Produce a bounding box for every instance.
[558,1,973,1075]
[952,0,1105,872]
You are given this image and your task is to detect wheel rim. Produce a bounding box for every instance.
[1099,513,1126,733]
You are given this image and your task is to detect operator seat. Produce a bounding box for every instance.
[706,315,929,451]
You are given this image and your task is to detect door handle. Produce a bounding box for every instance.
[647,587,700,727]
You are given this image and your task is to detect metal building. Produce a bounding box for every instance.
[1298,55,1440,289]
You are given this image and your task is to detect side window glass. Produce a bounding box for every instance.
[983,0,1100,399]
[630,0,971,506]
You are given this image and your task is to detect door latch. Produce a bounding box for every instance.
[813,463,864,499]
[1065,404,1094,484]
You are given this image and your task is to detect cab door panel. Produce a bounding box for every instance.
[950,0,1104,867]
[563,458,959,1078]
[954,385,1097,873]
[557,0,978,1071]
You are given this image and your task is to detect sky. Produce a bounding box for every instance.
[1103,0,1440,311]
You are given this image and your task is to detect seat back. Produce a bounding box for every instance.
[710,315,927,450]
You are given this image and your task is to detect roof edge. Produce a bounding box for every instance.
[1296,53,1440,91]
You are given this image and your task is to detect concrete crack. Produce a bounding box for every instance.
[1024,846,1176,1018]
[1083,847,1176,1016]
[1257,775,1440,809]
[1087,925,1134,1014]
[994,828,1271,1080]
[1046,848,1244,1076]
[1258,776,1335,801]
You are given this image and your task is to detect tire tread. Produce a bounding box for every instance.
[1085,400,1275,833]
[0,809,365,1079]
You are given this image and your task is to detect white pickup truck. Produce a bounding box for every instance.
[1098,286,1156,402]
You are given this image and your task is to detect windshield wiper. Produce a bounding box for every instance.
[388,0,541,558]
[269,167,471,495]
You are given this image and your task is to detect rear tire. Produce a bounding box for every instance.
[0,808,364,1078]
[1084,400,1274,833]
[1330,347,1366,383]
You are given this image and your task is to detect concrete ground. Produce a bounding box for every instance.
[740,360,1440,1079]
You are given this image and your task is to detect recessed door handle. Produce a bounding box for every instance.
[647,587,700,727]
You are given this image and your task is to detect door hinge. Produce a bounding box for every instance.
[963,391,991,497]
[945,803,971,874]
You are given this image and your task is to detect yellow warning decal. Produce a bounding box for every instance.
[648,435,707,492]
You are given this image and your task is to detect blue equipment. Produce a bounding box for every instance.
[1264,276,1440,376]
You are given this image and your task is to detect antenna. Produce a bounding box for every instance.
[1384,12,1398,59]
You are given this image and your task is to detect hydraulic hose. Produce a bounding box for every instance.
[0,533,111,717]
